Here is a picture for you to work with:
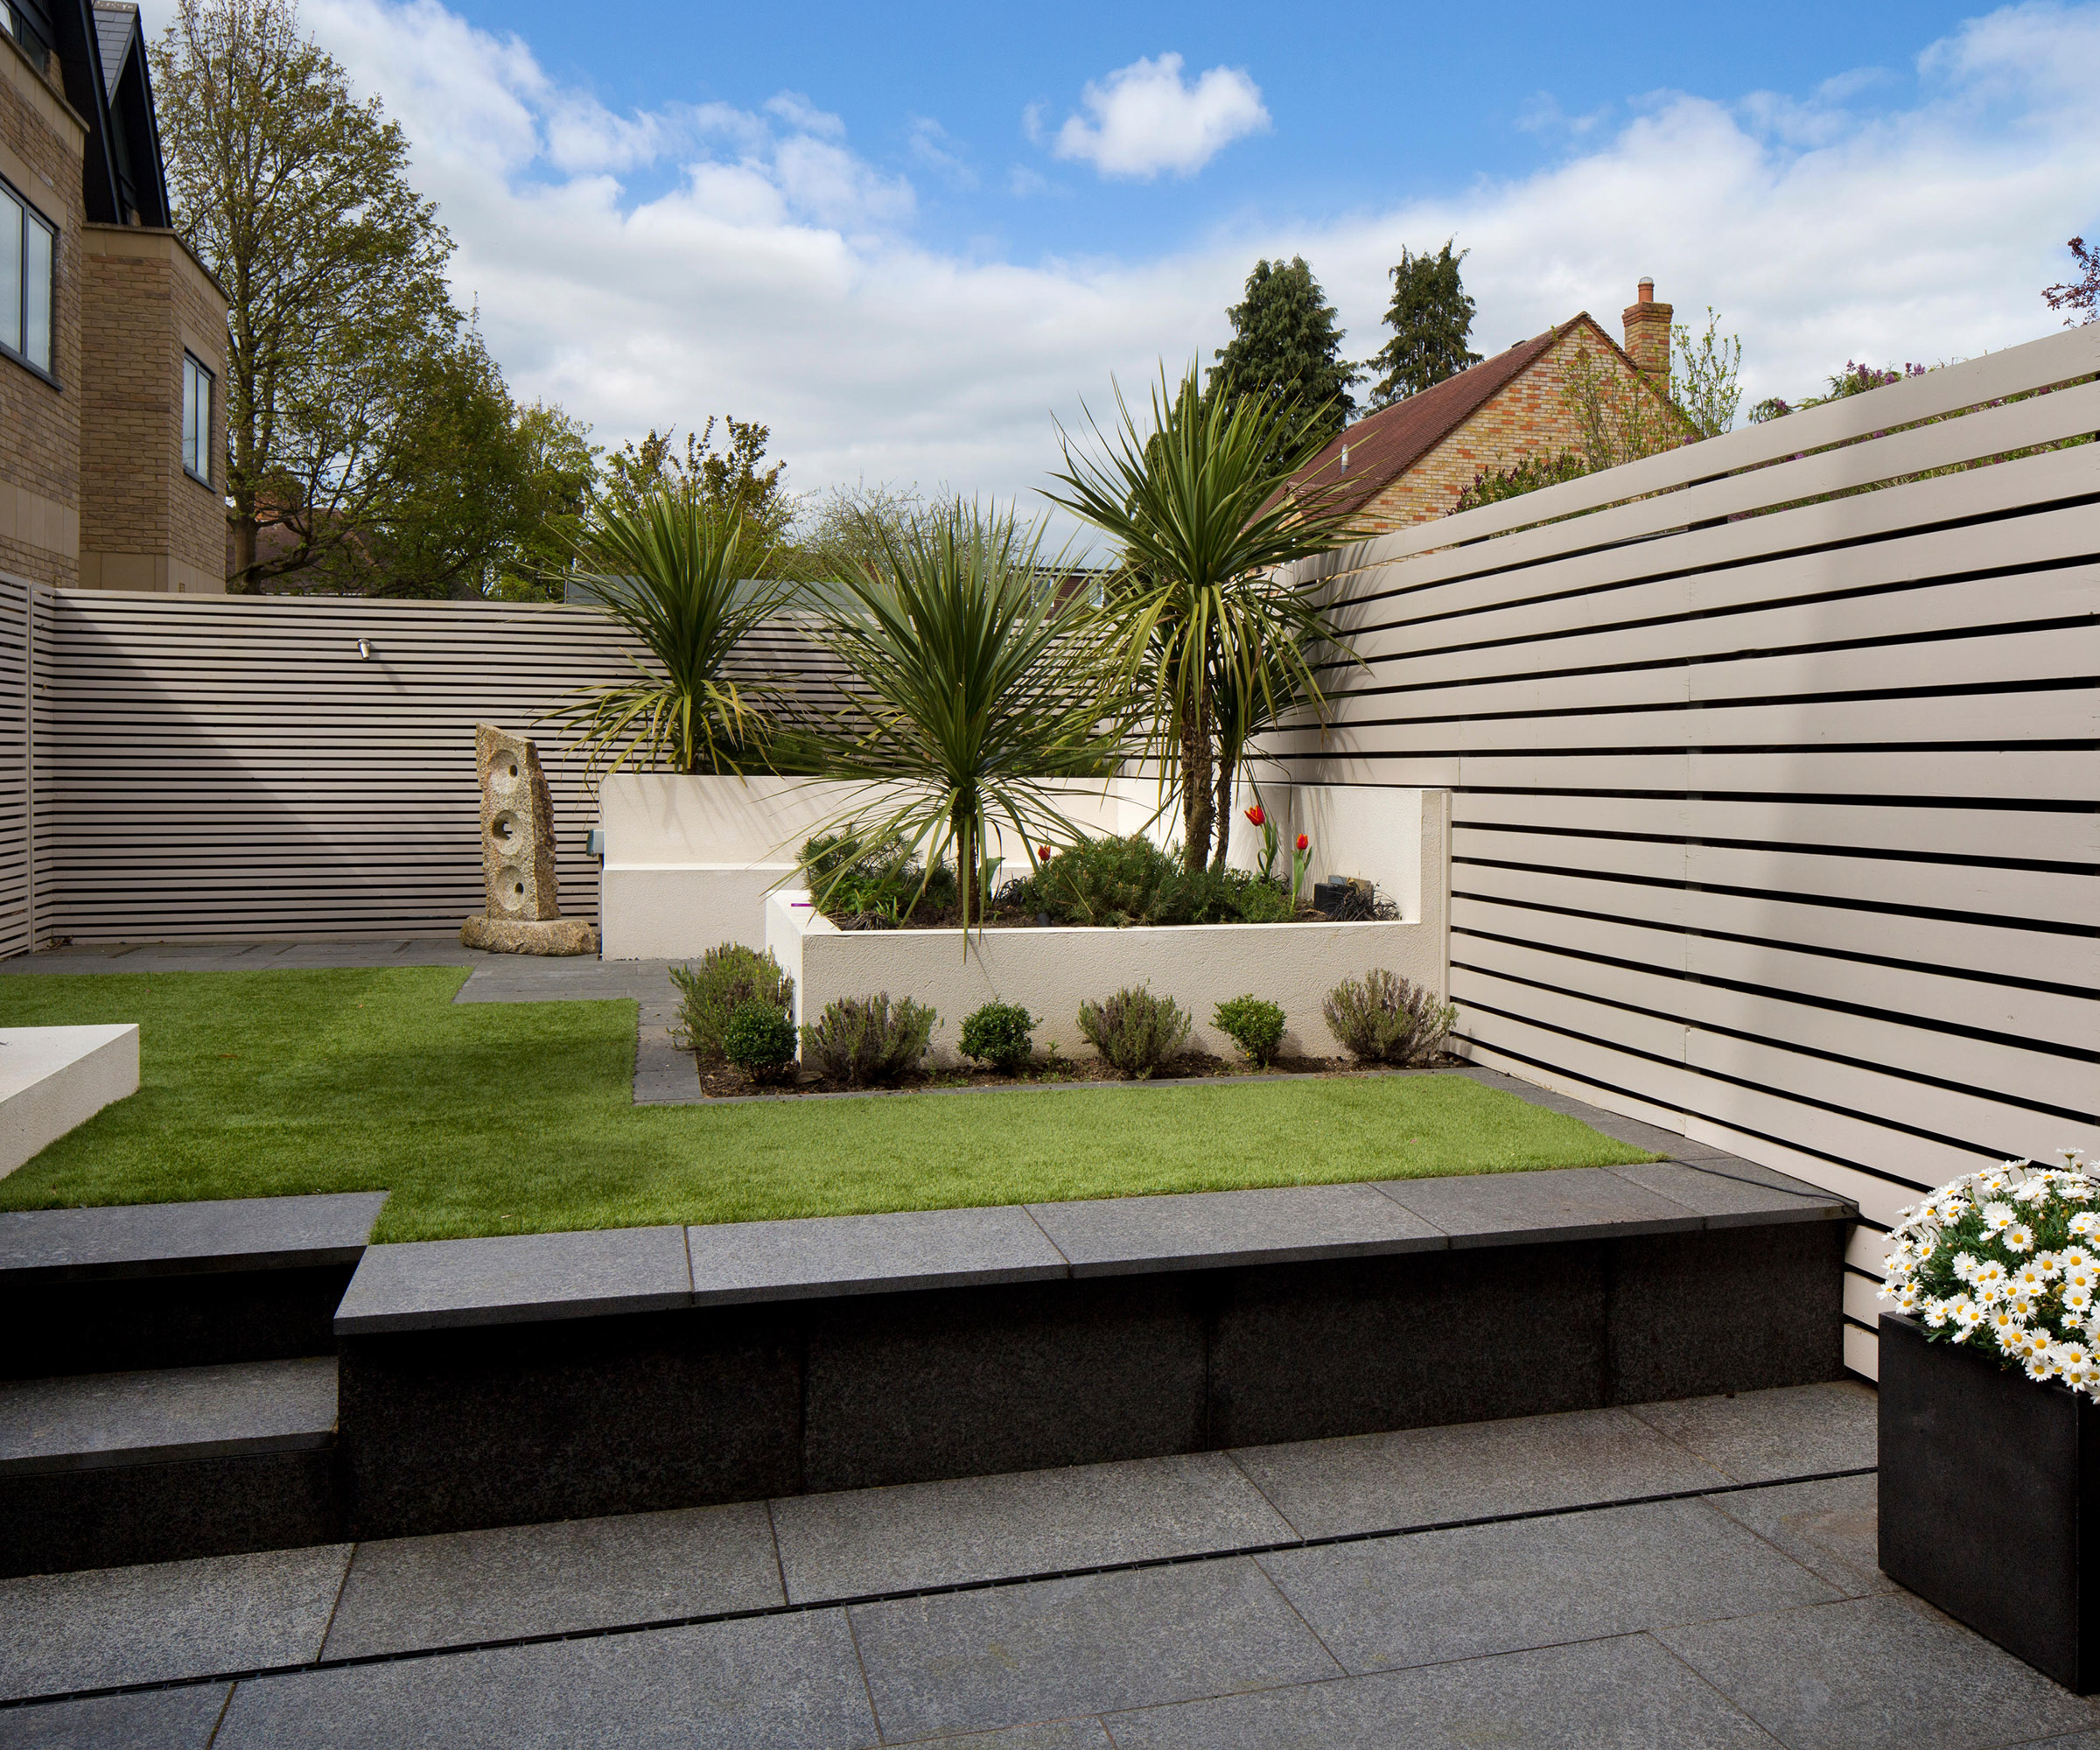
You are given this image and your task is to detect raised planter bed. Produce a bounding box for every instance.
[331,1145,1852,1542]
[1880,1311,2100,1691]
[766,788,1450,1064]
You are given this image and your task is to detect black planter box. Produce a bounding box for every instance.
[1880,1312,2100,1691]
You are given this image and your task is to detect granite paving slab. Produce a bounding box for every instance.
[1607,1159,1850,1227]
[1102,1633,1782,1749]
[1656,1593,2099,1750]
[0,943,480,974]
[318,1500,783,1659]
[1625,1380,1880,1483]
[891,1722,1114,1749]
[0,1684,233,1747]
[1021,1183,1444,1278]
[685,1206,1068,1306]
[848,1558,1340,1741]
[0,1544,352,1701]
[214,1611,878,1750]
[0,1194,389,1282]
[1376,1166,1709,1247]
[771,1452,1294,1602]
[1228,1404,1731,1539]
[1701,1474,1893,1599]
[0,1358,336,1473]
[332,1225,690,1334]
[1256,1497,1839,1674]
[453,960,670,1004]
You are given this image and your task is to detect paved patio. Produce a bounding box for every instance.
[1,1379,2093,1748]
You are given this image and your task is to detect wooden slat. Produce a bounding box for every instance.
[1285,346,2100,1376]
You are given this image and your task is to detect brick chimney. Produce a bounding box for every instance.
[1621,277,1672,394]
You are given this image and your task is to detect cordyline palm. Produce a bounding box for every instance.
[1043,364,1363,869]
[550,483,787,774]
[801,503,1130,937]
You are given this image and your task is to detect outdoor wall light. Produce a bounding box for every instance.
[355,638,371,660]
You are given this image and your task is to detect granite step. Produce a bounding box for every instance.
[0,1357,344,1577]
[0,1191,388,1377]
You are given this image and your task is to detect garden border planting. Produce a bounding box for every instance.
[766,788,1450,1064]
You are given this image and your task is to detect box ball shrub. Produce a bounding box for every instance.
[722,999,797,1082]
[1321,969,1456,1067]
[1077,986,1192,1080]
[959,1001,1038,1073]
[800,993,937,1087]
[1213,995,1285,1068]
[670,944,794,1061]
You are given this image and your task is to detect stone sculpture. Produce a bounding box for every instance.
[458,724,598,956]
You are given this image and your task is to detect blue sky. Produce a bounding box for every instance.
[435,0,1996,264]
[146,0,2100,527]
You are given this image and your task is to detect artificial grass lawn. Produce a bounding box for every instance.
[0,968,1658,1242]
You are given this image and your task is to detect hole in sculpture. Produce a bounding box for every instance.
[491,812,517,843]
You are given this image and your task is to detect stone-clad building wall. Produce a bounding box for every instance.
[78,227,228,594]
[0,31,83,587]
[1350,318,1670,535]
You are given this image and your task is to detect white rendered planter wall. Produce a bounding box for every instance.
[766,789,1451,1064]
[0,1025,139,1178]
[598,774,1172,960]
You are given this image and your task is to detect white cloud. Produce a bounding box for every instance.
[1049,52,1270,179]
[764,91,846,140]
[907,117,976,190]
[270,0,2100,551]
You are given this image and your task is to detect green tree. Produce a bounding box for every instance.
[1206,257,1357,452]
[153,0,466,592]
[1365,241,1481,408]
[605,419,793,542]
[493,404,601,601]
[1045,365,1364,871]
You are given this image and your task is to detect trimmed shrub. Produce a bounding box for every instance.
[1321,969,1456,1067]
[1012,834,1297,928]
[1213,995,1285,1068]
[959,1001,1038,1073]
[1077,986,1192,1080]
[799,829,956,927]
[670,944,794,1061]
[800,993,937,1087]
[722,1000,797,1081]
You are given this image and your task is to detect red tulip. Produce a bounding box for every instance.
[1037,845,1053,861]
[1296,834,1309,852]
[1244,805,1265,827]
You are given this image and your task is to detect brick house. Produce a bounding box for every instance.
[1,0,228,594]
[1292,282,1681,535]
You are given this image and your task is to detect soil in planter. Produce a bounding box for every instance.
[691,1049,1466,1099]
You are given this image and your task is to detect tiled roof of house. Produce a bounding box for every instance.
[1292,312,1628,518]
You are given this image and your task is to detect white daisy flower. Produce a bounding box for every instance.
[2064,1286,2093,1314]
[2033,1251,2063,1278]
[2062,1247,2095,1270]
[2015,1263,2052,1293]
[2030,1348,2066,1382]
[2071,1213,2100,1236]
[1923,1298,1954,1329]
[2006,1224,2038,1253]
[1983,1201,2017,1233]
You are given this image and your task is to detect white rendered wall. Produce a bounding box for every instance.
[769,791,1450,1063]
[604,774,1178,960]
[0,1025,139,1177]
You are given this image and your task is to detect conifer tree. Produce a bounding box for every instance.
[1206,257,1357,452]
[1366,241,1481,408]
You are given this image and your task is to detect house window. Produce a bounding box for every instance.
[181,354,214,484]
[0,2,52,74]
[0,175,56,378]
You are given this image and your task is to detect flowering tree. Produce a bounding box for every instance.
[2044,237,2099,326]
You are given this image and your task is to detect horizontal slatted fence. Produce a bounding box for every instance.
[0,577,31,962]
[1278,323,2100,1378]
[24,593,843,942]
